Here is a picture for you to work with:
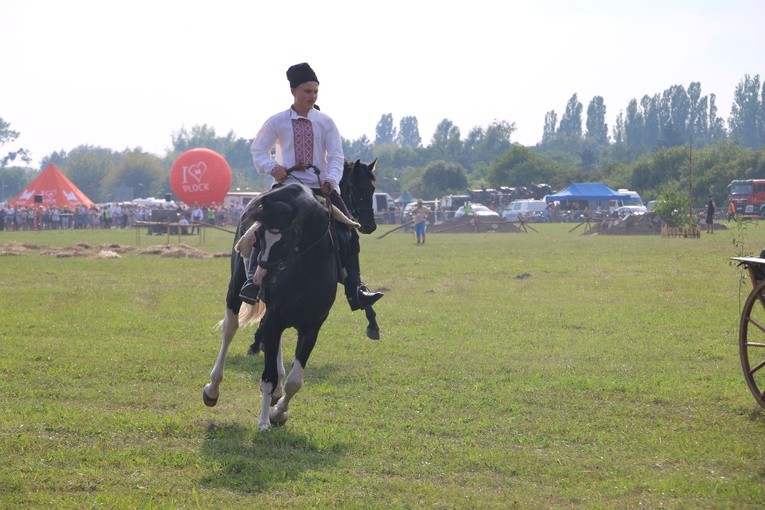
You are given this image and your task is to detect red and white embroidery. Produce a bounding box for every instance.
[292,118,314,166]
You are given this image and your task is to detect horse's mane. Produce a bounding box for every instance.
[341,159,378,188]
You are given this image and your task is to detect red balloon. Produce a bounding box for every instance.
[169,148,232,206]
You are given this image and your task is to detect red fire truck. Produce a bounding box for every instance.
[729,179,765,217]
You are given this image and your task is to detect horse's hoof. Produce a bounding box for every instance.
[202,387,218,407]
[366,327,380,340]
[270,411,289,426]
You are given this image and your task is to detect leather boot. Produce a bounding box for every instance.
[337,226,383,311]
[239,245,261,305]
[345,275,383,311]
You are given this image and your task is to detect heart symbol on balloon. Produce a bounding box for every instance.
[188,162,207,183]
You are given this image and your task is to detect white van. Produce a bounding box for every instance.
[610,189,647,217]
[616,189,646,209]
[502,199,548,221]
[372,192,396,223]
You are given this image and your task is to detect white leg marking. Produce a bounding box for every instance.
[273,341,286,401]
[271,360,303,424]
[259,381,274,431]
[203,307,239,403]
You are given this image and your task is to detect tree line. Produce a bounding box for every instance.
[1,74,763,209]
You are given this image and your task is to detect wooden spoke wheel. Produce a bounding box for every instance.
[739,279,765,410]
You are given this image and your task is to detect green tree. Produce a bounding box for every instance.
[585,96,609,145]
[708,93,727,143]
[0,116,31,201]
[171,124,236,156]
[558,94,583,139]
[374,114,396,145]
[658,84,690,147]
[612,111,625,145]
[760,83,765,148]
[652,182,690,227]
[428,119,462,162]
[102,149,167,200]
[642,94,661,151]
[62,146,120,202]
[225,137,254,173]
[343,135,374,162]
[542,110,557,144]
[396,116,421,148]
[487,144,570,190]
[474,121,515,165]
[628,145,688,198]
[420,160,468,199]
[1,116,30,168]
[624,98,645,149]
[729,74,762,149]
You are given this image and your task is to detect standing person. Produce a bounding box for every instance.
[242,62,383,312]
[706,195,716,233]
[728,200,736,222]
[207,203,217,226]
[411,199,431,245]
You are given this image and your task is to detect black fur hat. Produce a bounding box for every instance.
[287,63,319,88]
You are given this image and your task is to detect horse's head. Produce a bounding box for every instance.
[247,185,304,286]
[340,158,378,234]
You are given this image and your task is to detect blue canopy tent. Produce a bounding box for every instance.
[545,183,630,203]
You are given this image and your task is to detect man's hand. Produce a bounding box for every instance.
[321,180,333,195]
[270,165,288,183]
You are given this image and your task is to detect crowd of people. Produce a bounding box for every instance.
[0,202,245,232]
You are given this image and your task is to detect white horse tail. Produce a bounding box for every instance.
[214,301,266,330]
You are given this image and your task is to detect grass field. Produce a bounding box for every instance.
[1,221,765,508]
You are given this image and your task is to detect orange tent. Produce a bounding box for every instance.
[10,163,94,208]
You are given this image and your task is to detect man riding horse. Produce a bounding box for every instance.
[240,62,383,312]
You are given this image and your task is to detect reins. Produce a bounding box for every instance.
[297,163,338,251]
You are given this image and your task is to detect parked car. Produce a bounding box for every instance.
[611,205,647,218]
[453,204,501,220]
[502,199,548,221]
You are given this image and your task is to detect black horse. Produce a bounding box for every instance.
[203,183,339,430]
[244,158,381,354]
[338,158,381,340]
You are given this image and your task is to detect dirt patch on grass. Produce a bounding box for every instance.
[584,212,728,236]
[0,242,229,259]
[428,219,524,234]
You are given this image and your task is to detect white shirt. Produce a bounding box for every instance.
[251,107,344,192]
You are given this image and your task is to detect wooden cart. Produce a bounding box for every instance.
[732,256,765,410]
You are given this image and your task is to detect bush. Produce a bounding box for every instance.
[653,184,691,227]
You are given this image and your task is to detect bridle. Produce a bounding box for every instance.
[341,171,372,222]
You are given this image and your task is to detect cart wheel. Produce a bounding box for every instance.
[739,279,765,410]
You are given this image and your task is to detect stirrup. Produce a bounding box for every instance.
[348,285,383,311]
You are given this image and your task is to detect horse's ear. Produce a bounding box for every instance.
[262,198,296,230]
[370,158,377,171]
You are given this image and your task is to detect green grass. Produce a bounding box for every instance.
[1,222,765,508]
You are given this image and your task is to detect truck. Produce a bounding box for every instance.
[372,192,396,223]
[728,179,765,217]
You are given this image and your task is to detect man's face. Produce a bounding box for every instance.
[292,82,319,111]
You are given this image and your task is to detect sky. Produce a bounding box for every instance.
[2,0,763,168]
